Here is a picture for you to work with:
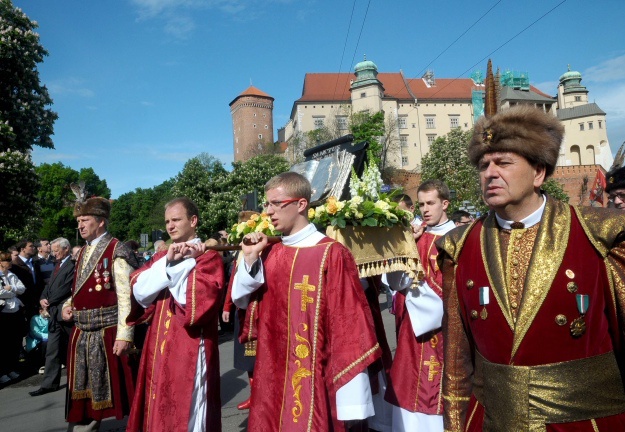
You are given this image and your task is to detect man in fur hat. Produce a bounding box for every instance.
[61,194,139,431]
[438,105,625,431]
[605,166,625,210]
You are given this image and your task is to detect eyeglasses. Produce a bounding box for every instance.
[608,192,625,203]
[262,198,302,210]
[457,219,472,225]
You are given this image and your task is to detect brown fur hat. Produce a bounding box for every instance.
[605,166,625,194]
[73,196,111,219]
[468,105,564,177]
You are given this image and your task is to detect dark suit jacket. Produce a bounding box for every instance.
[40,258,75,331]
[11,256,44,314]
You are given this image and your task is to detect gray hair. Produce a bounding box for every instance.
[51,238,71,250]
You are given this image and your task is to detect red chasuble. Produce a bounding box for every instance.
[244,239,381,432]
[66,237,137,423]
[126,250,224,432]
[453,210,625,431]
[385,230,445,414]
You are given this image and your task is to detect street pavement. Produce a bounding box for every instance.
[0,294,396,432]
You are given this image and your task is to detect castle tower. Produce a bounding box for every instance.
[230,86,274,162]
[350,56,385,113]
[557,65,589,108]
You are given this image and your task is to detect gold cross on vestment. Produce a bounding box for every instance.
[294,275,316,312]
[424,355,440,382]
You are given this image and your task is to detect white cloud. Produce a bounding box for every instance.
[47,78,95,98]
[163,14,196,39]
[584,54,625,83]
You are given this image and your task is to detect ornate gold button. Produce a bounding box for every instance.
[555,314,567,326]
[512,273,519,280]
[514,247,520,252]
[511,288,518,295]
[470,310,479,319]
[510,301,518,309]
[567,282,578,293]
[466,279,474,289]
[565,269,575,279]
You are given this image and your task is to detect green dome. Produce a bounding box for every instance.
[559,65,582,83]
[354,55,377,73]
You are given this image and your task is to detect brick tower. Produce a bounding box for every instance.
[229,86,274,162]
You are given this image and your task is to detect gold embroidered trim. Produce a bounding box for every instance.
[591,418,600,432]
[332,342,380,384]
[292,324,312,424]
[190,269,196,326]
[480,215,514,331]
[442,395,471,402]
[279,248,301,429]
[244,300,258,356]
[147,299,167,429]
[465,402,479,432]
[511,200,570,358]
[307,242,333,432]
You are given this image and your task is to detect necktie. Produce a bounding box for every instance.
[53,261,62,277]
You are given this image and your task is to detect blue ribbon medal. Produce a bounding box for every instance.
[570,294,588,338]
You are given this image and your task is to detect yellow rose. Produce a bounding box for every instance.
[246,219,256,228]
[326,201,338,215]
[336,201,345,211]
[315,206,325,218]
[256,220,270,231]
[308,208,316,219]
[250,213,260,222]
[355,212,364,219]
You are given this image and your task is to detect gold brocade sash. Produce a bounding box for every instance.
[72,305,118,410]
[473,351,625,432]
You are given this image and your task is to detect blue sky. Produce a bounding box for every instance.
[16,0,625,198]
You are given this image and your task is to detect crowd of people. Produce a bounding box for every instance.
[3,105,625,431]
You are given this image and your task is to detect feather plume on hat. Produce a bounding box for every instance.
[467,60,564,178]
[71,181,110,219]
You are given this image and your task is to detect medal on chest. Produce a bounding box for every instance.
[102,258,111,289]
[94,263,103,291]
[479,286,489,320]
[570,294,589,338]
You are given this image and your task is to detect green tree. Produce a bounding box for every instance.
[420,128,485,214]
[0,0,58,247]
[350,111,385,166]
[171,153,228,238]
[541,178,569,202]
[203,154,290,237]
[35,163,110,243]
[109,179,175,244]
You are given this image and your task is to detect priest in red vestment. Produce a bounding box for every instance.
[385,179,455,432]
[62,194,139,431]
[439,105,625,431]
[232,172,381,431]
[126,197,224,432]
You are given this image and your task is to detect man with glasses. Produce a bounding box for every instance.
[605,167,625,210]
[232,171,381,431]
[450,210,473,227]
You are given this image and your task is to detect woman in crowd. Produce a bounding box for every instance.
[0,251,26,385]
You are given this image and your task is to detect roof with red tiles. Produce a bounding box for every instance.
[294,72,553,104]
[230,85,274,106]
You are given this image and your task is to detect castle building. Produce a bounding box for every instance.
[556,66,612,170]
[230,85,274,162]
[282,58,553,171]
